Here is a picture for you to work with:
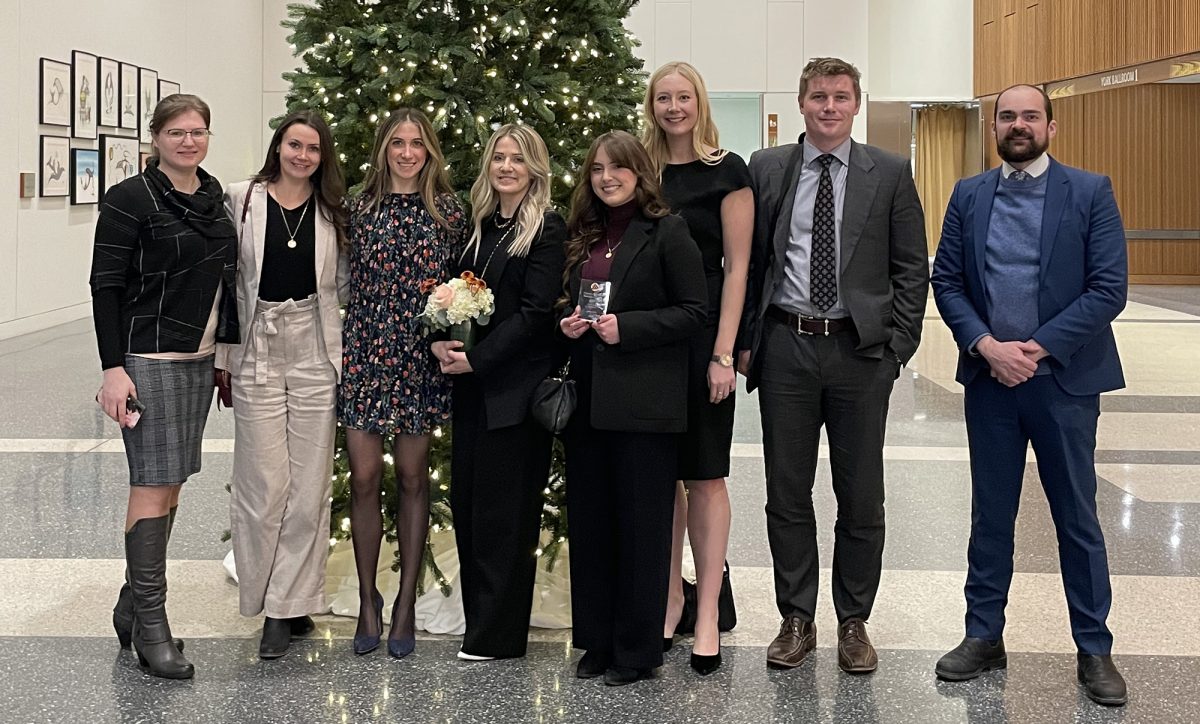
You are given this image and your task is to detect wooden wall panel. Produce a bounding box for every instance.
[976,18,1002,96]
[978,0,1001,26]
[1165,0,1200,61]
[1160,241,1200,276]
[1129,241,1163,274]
[1082,85,1164,230]
[1047,93,1086,168]
[1161,85,1200,230]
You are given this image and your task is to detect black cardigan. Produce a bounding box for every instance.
[89,162,238,369]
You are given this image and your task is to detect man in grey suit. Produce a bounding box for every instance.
[736,57,928,673]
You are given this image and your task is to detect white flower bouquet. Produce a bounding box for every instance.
[419,271,495,348]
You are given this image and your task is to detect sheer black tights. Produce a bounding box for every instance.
[346,430,431,641]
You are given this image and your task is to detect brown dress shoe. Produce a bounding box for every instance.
[837,618,878,673]
[766,616,816,668]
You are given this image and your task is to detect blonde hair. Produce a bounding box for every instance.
[359,108,454,227]
[641,62,727,176]
[465,124,552,261]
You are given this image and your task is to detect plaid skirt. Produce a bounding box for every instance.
[121,354,215,485]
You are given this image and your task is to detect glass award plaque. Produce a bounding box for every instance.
[579,279,610,321]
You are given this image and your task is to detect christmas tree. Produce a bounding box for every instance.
[278,0,647,590]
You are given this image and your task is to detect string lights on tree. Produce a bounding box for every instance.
[278,0,647,589]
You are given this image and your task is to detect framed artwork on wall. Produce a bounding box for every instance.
[138,67,158,144]
[159,79,180,98]
[39,59,71,127]
[100,134,140,200]
[119,62,138,131]
[71,50,98,139]
[71,148,100,205]
[98,57,120,127]
[40,135,71,197]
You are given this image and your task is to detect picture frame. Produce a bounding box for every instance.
[39,135,71,197]
[118,62,138,131]
[71,148,100,205]
[100,134,140,201]
[39,58,71,127]
[138,67,158,144]
[98,57,120,127]
[71,50,98,139]
[158,79,181,98]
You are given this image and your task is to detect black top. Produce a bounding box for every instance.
[258,194,318,302]
[661,152,750,318]
[464,211,511,279]
[89,158,238,369]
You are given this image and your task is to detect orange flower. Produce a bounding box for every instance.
[418,278,439,294]
[460,270,488,292]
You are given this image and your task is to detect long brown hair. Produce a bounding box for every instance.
[561,131,670,305]
[358,108,454,228]
[254,110,349,249]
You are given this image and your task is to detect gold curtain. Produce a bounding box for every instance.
[915,106,969,255]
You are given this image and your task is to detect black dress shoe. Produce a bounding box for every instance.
[604,666,653,686]
[576,650,610,679]
[690,651,722,676]
[288,616,316,637]
[1077,654,1127,706]
[259,617,292,659]
[935,636,1007,681]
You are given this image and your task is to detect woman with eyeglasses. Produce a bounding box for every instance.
[90,94,238,679]
[340,108,467,660]
[558,130,706,686]
[431,124,566,661]
[216,110,349,660]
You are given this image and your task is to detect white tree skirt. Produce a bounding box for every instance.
[223,529,577,634]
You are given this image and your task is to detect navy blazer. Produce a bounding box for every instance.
[930,157,1127,396]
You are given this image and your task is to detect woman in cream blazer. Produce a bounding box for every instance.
[215,110,348,660]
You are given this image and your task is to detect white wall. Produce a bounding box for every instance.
[868,0,974,101]
[0,0,266,339]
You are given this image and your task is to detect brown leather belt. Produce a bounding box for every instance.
[766,305,852,336]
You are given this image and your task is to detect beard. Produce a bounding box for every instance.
[997,130,1049,164]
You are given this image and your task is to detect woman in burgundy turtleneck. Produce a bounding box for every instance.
[557,131,707,686]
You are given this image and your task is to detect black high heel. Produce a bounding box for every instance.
[690,651,722,675]
[352,590,384,655]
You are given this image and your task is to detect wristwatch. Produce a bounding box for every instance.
[711,353,734,368]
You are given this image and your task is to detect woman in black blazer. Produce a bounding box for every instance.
[432,124,566,660]
[559,130,706,686]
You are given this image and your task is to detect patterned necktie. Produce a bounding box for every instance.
[1011,170,1028,181]
[810,154,837,313]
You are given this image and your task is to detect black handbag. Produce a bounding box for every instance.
[676,560,737,633]
[530,363,575,434]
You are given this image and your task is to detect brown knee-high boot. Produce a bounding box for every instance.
[125,514,193,679]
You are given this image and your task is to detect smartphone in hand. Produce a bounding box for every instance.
[125,395,146,428]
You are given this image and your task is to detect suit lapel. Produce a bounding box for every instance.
[483,239,512,289]
[1039,158,1068,282]
[771,149,804,265]
[971,169,1000,284]
[314,198,332,289]
[607,216,653,304]
[839,142,878,273]
[251,183,268,283]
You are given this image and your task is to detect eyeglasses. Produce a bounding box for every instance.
[163,128,212,142]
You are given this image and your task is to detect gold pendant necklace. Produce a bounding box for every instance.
[277,196,311,249]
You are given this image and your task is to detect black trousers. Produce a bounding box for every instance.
[757,316,899,622]
[451,380,554,658]
[565,421,677,670]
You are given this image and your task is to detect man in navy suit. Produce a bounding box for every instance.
[930,84,1128,706]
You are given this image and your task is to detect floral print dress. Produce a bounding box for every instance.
[339,192,466,435]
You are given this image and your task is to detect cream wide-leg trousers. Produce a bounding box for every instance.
[229,295,337,618]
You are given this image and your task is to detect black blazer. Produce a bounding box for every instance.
[564,213,707,434]
[461,211,568,430]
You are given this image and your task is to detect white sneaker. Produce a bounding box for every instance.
[457,650,495,661]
